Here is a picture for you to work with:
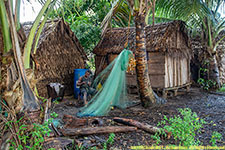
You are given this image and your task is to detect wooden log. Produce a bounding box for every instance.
[113,117,161,134]
[60,126,137,136]
[62,115,87,128]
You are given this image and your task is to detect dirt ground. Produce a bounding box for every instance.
[51,87,225,149]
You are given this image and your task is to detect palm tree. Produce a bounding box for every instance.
[0,0,54,118]
[102,0,162,107]
[156,0,225,87]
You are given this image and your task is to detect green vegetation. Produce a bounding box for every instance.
[152,108,206,146]
[103,133,116,149]
[210,131,222,146]
[197,62,217,90]
[49,0,112,54]
[152,108,223,147]
[6,118,54,150]
[217,84,225,92]
[198,78,216,90]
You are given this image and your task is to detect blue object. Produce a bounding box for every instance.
[74,69,88,99]
[0,98,8,117]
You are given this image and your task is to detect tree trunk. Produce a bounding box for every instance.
[134,14,156,107]
[208,54,221,87]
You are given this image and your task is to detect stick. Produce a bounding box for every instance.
[43,99,50,123]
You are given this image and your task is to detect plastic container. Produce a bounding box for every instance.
[74,69,88,99]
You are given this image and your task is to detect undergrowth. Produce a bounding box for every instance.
[151,108,222,147]
[217,84,225,92]
[6,117,55,150]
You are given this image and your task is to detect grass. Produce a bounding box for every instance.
[217,84,225,92]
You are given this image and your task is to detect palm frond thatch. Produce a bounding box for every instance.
[23,19,87,97]
[95,20,191,58]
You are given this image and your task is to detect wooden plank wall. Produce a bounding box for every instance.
[148,52,165,88]
[104,52,167,88]
[165,55,190,88]
[99,52,190,89]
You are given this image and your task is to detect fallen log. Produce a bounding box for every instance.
[62,115,87,128]
[113,117,164,134]
[60,126,137,136]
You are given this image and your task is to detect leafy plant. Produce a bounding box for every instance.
[152,108,206,146]
[217,84,225,92]
[210,131,222,146]
[50,112,59,118]
[49,0,111,54]
[103,133,116,150]
[7,117,54,150]
[151,129,164,145]
[198,78,217,90]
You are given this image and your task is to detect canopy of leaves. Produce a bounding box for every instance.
[49,0,113,54]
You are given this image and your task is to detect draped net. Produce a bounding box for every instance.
[77,49,135,117]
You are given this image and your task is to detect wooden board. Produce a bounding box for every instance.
[149,74,165,88]
[166,56,174,88]
[109,54,118,63]
[165,56,168,88]
[148,52,165,63]
[173,57,177,87]
[126,74,137,86]
[148,63,165,75]
[180,58,188,85]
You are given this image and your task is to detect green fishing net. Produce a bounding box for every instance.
[77,49,134,117]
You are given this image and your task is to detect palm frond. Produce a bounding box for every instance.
[100,0,122,36]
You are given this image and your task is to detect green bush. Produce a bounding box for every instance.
[152,108,206,146]
[210,131,222,146]
[198,78,216,90]
[217,84,225,92]
[6,117,54,150]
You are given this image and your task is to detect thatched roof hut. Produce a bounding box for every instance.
[94,20,192,95]
[23,19,87,97]
[94,20,190,55]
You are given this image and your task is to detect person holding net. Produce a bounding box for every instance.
[77,70,95,105]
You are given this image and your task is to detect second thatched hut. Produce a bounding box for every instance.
[94,21,192,96]
[23,19,87,97]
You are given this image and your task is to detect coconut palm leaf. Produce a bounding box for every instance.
[0,0,12,53]
[100,0,123,36]
[7,0,40,111]
[23,0,54,69]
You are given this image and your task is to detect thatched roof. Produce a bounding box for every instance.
[23,19,87,97]
[94,20,191,58]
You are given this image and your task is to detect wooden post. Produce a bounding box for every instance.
[186,84,191,92]
[162,89,167,99]
[174,89,178,96]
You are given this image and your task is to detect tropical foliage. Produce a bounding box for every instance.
[156,0,225,86]
[48,0,112,54]
[0,0,58,130]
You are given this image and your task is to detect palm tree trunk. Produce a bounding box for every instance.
[134,14,156,107]
[208,53,221,87]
